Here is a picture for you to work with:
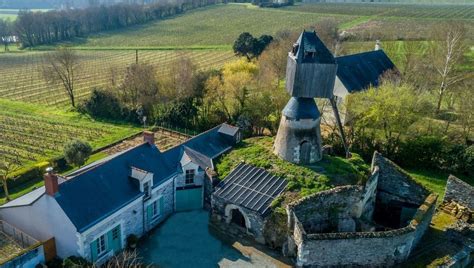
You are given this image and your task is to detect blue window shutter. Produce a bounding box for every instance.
[90,239,99,262]
[147,204,153,222]
[107,230,114,253]
[159,196,164,215]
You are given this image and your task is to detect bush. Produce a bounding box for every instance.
[63,256,91,268]
[63,140,93,167]
[397,136,446,169]
[79,89,141,124]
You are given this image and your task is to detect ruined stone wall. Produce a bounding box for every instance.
[372,152,429,206]
[291,194,437,267]
[444,175,474,210]
[288,168,379,234]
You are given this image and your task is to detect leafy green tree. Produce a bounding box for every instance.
[347,82,430,157]
[64,140,93,167]
[233,32,273,60]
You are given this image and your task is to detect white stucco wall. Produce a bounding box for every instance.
[176,159,204,188]
[0,195,79,258]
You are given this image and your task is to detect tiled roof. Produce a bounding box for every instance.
[282,97,321,120]
[336,50,396,93]
[214,163,287,216]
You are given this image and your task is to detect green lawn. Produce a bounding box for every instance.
[215,136,370,200]
[407,167,473,201]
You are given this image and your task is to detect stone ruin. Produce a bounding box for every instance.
[284,152,438,267]
[441,175,474,224]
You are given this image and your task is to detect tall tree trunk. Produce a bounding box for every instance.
[2,178,10,201]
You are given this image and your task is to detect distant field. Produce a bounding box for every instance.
[0,99,140,171]
[64,3,474,49]
[283,3,474,19]
[0,9,49,20]
[0,49,235,106]
[72,4,357,48]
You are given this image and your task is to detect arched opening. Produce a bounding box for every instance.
[300,141,311,164]
[230,209,247,228]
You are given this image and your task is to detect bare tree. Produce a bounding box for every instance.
[93,250,148,268]
[0,152,22,202]
[117,63,160,111]
[429,23,469,114]
[168,55,197,99]
[42,47,81,107]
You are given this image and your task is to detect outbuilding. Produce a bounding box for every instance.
[211,163,287,244]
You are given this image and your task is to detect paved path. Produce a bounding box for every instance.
[138,210,293,268]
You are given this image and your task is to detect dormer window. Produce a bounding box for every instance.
[185,169,195,185]
[130,166,153,198]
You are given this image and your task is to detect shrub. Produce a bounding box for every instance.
[79,89,123,120]
[63,140,93,167]
[63,256,91,268]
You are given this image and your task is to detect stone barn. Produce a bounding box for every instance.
[285,152,438,267]
[211,163,287,244]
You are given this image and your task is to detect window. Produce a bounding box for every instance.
[112,226,120,240]
[97,234,107,256]
[185,169,195,185]
[152,200,159,218]
[143,181,151,199]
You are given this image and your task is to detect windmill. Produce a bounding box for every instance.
[273,30,350,165]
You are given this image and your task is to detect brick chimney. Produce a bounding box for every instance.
[44,167,59,196]
[143,131,155,145]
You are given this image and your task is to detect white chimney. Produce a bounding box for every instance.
[375,40,382,51]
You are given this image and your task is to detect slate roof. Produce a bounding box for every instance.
[162,124,235,170]
[183,146,213,170]
[293,30,335,64]
[56,143,175,232]
[336,50,396,93]
[218,124,239,137]
[282,97,321,120]
[214,163,287,216]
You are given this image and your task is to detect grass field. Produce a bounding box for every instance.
[0,99,140,171]
[0,49,235,106]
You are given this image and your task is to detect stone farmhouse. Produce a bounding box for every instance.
[0,124,241,265]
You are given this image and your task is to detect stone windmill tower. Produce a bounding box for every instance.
[273,30,338,165]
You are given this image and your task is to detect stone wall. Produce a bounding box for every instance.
[444,175,474,210]
[273,117,322,164]
[145,179,175,231]
[211,195,266,243]
[372,152,429,206]
[80,198,144,262]
[290,193,437,267]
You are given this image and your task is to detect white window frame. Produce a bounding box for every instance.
[97,233,107,257]
[143,181,151,199]
[185,169,195,185]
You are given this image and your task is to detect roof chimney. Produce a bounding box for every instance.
[143,131,155,145]
[44,167,59,196]
[375,40,382,51]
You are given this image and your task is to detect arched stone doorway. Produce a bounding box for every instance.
[300,141,311,164]
[224,204,251,231]
[231,209,246,228]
